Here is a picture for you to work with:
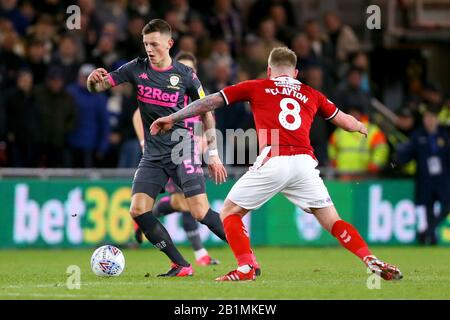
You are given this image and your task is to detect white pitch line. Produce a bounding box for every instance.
[1,280,200,290]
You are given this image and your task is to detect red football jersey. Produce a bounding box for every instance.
[220,76,339,158]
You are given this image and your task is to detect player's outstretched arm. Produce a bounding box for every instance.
[330,110,368,137]
[87,68,113,93]
[150,93,224,135]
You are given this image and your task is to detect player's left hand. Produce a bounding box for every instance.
[150,116,174,135]
[208,155,227,184]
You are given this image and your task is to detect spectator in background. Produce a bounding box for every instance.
[305,19,332,60]
[304,65,330,166]
[237,35,266,80]
[334,67,371,116]
[202,37,236,84]
[396,104,450,245]
[323,11,360,79]
[256,18,284,65]
[66,64,109,168]
[269,3,296,46]
[304,21,335,97]
[50,34,80,85]
[89,30,119,70]
[34,66,76,168]
[3,69,37,167]
[247,0,296,33]
[350,51,371,94]
[18,1,36,27]
[104,79,136,168]
[177,34,197,56]
[328,105,389,180]
[26,14,56,55]
[397,82,445,135]
[438,95,450,128]
[119,15,146,61]
[0,22,24,89]
[422,82,444,110]
[324,11,360,62]
[0,0,29,35]
[116,89,141,168]
[32,0,66,18]
[127,0,157,21]
[95,0,128,41]
[205,56,233,95]
[207,0,243,57]
[206,57,252,165]
[187,14,213,60]
[77,0,101,55]
[167,0,198,34]
[395,107,417,137]
[163,9,185,52]
[291,33,322,81]
[25,38,47,85]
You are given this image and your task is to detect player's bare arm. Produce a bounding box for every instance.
[200,111,227,184]
[200,112,218,151]
[86,68,113,93]
[331,110,368,137]
[133,109,145,151]
[150,93,224,135]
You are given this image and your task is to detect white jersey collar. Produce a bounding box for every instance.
[270,75,301,84]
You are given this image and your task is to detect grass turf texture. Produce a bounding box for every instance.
[0,247,449,300]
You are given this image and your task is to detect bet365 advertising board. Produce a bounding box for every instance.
[0,179,449,248]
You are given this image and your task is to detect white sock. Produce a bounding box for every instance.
[194,248,208,260]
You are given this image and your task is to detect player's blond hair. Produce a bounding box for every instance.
[268,47,297,69]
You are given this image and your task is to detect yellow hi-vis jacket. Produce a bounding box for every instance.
[328,121,389,174]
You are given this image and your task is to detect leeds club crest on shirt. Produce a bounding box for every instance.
[168,74,181,89]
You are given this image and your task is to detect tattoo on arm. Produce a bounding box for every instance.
[171,93,224,123]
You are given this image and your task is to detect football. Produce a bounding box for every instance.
[90,245,125,277]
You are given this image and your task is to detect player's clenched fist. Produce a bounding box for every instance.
[87,68,108,84]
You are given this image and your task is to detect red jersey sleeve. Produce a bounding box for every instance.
[220,80,256,105]
[317,91,339,120]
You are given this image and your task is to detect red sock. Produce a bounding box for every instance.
[331,220,372,261]
[223,214,253,267]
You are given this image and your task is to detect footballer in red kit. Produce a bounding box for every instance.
[151,47,403,282]
[221,76,338,157]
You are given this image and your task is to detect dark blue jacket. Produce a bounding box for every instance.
[396,126,450,200]
[66,83,109,153]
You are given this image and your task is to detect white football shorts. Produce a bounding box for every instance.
[227,147,333,212]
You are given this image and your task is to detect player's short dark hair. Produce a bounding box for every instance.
[175,51,197,69]
[142,19,172,36]
[268,47,297,69]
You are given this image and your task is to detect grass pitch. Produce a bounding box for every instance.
[0,246,449,300]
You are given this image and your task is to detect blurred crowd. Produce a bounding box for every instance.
[0,0,449,177]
